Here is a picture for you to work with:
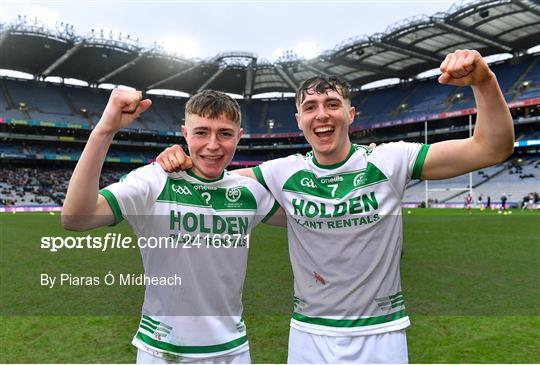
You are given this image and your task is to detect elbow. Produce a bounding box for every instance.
[60,214,76,231]
[497,143,514,164]
[490,146,513,166]
[61,212,86,231]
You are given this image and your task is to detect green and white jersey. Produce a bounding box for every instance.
[253,142,429,336]
[99,163,278,359]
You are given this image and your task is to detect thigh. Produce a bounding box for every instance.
[358,330,408,364]
[287,327,330,364]
[287,328,408,364]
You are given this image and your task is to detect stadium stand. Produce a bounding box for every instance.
[1,54,538,135]
[403,158,540,206]
[403,164,505,204]
[0,166,128,206]
[0,1,539,208]
[470,158,540,205]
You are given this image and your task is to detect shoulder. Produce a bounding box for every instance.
[372,141,408,153]
[121,163,168,188]
[271,153,306,165]
[369,141,425,158]
[258,153,306,174]
[122,163,163,179]
[225,171,267,194]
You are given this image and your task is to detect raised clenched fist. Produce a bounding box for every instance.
[438,49,495,87]
[96,88,152,135]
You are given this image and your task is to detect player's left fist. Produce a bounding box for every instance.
[438,49,495,87]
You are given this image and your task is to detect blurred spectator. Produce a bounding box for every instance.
[0,166,129,206]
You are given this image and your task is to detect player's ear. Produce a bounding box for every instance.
[295,113,301,130]
[348,106,356,125]
[181,125,188,139]
[237,128,244,141]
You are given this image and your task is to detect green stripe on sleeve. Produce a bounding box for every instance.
[262,200,281,223]
[412,144,430,180]
[252,166,268,190]
[135,332,247,355]
[98,189,123,225]
[292,309,407,328]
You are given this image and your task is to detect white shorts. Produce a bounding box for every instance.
[136,349,251,364]
[287,327,408,364]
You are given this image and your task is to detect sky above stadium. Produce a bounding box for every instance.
[1,0,458,61]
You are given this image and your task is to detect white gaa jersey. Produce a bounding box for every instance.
[253,142,429,336]
[99,163,278,359]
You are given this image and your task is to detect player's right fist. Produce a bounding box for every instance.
[95,88,152,135]
[156,144,193,172]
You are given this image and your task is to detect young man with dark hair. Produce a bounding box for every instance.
[157,49,514,363]
[62,89,282,363]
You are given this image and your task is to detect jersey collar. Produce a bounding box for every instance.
[311,144,355,170]
[186,169,224,183]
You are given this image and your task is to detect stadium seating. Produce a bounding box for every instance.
[1,55,538,135]
[354,86,410,121]
[470,158,540,204]
[403,159,540,205]
[0,167,128,206]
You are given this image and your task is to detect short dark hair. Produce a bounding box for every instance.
[185,90,241,125]
[295,75,351,107]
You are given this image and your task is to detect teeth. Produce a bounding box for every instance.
[314,127,334,133]
[203,156,221,160]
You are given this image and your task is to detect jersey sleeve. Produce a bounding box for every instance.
[240,176,280,226]
[98,163,168,233]
[373,141,430,192]
[252,155,298,207]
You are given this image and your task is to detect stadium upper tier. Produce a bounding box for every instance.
[1,54,538,136]
[1,0,538,96]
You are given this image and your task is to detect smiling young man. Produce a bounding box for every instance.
[156,49,515,363]
[62,89,281,363]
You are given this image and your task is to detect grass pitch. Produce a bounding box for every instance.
[1,209,539,363]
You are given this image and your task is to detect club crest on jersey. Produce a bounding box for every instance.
[226,187,242,202]
[172,183,192,195]
[353,172,366,187]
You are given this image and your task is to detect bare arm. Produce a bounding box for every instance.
[61,89,151,231]
[263,207,287,227]
[421,50,514,180]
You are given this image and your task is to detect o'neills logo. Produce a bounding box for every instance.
[353,172,365,187]
[320,176,343,184]
[226,187,242,202]
[193,185,218,191]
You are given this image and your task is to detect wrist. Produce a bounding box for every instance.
[91,126,116,140]
[473,71,497,89]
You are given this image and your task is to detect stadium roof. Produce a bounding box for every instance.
[1,0,538,96]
